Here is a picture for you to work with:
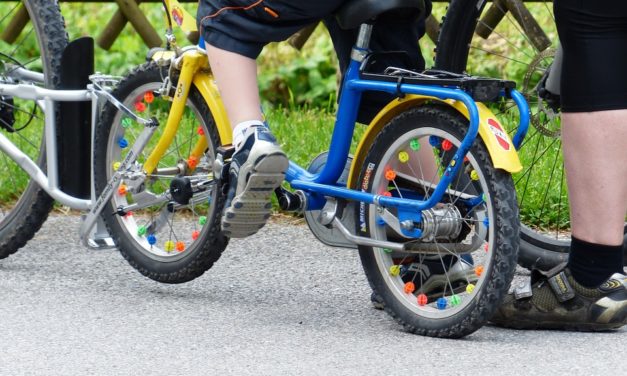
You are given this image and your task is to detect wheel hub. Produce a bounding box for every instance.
[419,204,463,242]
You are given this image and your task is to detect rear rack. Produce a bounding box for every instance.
[360,67,516,103]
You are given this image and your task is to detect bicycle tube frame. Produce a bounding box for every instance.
[147,41,529,215]
[287,59,529,211]
[0,85,92,209]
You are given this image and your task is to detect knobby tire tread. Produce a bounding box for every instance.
[357,105,519,338]
[93,63,228,283]
[0,0,67,259]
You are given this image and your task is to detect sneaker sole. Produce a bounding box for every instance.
[221,153,288,238]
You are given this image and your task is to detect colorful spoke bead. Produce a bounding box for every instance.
[404,282,415,294]
[118,138,128,148]
[197,126,204,135]
[429,136,440,147]
[466,283,476,294]
[147,234,157,245]
[470,170,479,181]
[417,293,428,306]
[198,216,207,225]
[137,225,147,236]
[143,91,155,103]
[450,294,461,306]
[176,241,185,252]
[112,162,121,171]
[385,169,396,181]
[398,151,409,163]
[118,184,127,196]
[483,243,489,252]
[191,230,200,241]
[389,265,401,277]
[383,248,393,254]
[436,297,447,310]
[164,240,175,252]
[442,139,453,151]
[410,139,421,151]
[187,156,199,169]
[483,218,489,228]
[475,265,484,277]
[124,211,133,218]
[134,102,146,113]
[121,118,132,128]
[382,191,392,197]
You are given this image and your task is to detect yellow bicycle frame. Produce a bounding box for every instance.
[142,0,232,175]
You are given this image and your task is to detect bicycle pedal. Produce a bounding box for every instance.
[214,145,235,183]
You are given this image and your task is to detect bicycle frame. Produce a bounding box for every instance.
[0,71,158,247]
[150,20,530,244]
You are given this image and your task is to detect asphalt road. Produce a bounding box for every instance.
[0,215,625,376]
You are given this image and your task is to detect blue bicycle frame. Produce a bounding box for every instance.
[286,24,530,214]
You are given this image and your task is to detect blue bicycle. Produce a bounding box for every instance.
[0,0,529,338]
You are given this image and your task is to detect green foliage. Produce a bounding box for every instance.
[258,26,339,110]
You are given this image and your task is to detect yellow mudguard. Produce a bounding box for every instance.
[347,95,522,189]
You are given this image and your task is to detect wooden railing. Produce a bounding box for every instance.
[1,0,197,50]
[1,0,551,51]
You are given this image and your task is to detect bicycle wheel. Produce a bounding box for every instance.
[0,0,67,259]
[436,0,626,269]
[94,62,228,283]
[356,105,519,338]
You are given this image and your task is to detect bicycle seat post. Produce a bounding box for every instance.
[354,23,373,53]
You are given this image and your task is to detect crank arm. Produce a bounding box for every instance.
[116,185,212,214]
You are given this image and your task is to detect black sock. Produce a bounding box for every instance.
[568,236,624,288]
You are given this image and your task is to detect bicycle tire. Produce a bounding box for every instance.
[435,0,627,269]
[356,105,519,338]
[94,62,228,283]
[0,0,68,259]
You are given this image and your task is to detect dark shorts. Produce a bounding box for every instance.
[197,0,346,59]
[554,0,627,112]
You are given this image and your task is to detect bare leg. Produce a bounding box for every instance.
[204,44,287,239]
[562,109,627,245]
[205,44,263,128]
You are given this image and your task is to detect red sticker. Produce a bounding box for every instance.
[487,118,510,151]
[172,7,184,26]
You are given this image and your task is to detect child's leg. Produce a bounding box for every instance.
[205,44,265,149]
[205,44,263,127]
[205,42,288,238]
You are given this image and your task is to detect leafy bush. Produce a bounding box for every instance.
[258,25,338,110]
